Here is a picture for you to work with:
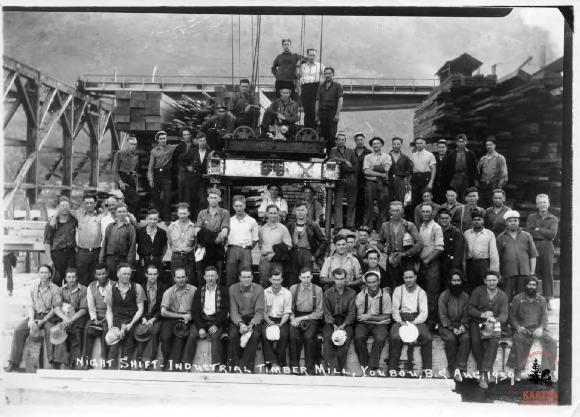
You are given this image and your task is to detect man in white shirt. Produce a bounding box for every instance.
[299,48,324,128]
[362,137,391,228]
[226,195,259,287]
[257,184,289,221]
[410,136,436,212]
[262,270,292,371]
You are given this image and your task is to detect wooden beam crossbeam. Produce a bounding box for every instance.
[38,87,57,126]
[4,71,17,98]
[3,95,22,128]
[14,75,37,127]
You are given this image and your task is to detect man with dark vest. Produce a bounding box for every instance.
[289,267,323,375]
[192,266,230,367]
[83,264,111,367]
[135,264,169,370]
[136,209,167,286]
[113,136,140,217]
[105,263,145,369]
[441,134,479,203]
[354,271,391,371]
[160,267,198,371]
[148,131,180,224]
[177,132,212,219]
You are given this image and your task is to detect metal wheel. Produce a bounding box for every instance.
[295,127,319,142]
[233,125,257,140]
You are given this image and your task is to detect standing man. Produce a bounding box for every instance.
[389,268,432,373]
[388,136,413,205]
[433,139,448,204]
[83,264,111,367]
[437,209,464,291]
[229,79,260,128]
[260,88,299,138]
[45,196,77,286]
[319,235,362,289]
[354,271,391,371]
[483,189,511,236]
[353,133,372,227]
[288,267,324,375]
[192,266,230,367]
[463,208,500,293]
[417,204,444,329]
[377,201,423,287]
[160,267,198,370]
[258,205,292,287]
[271,38,304,98]
[136,209,167,286]
[175,128,196,217]
[291,185,324,225]
[496,210,538,301]
[287,201,328,287]
[99,203,136,281]
[362,137,391,228]
[105,263,145,369]
[199,105,235,152]
[409,136,436,211]
[194,189,230,287]
[439,187,464,230]
[441,134,478,203]
[477,135,508,208]
[226,195,259,287]
[262,270,292,371]
[315,67,343,152]
[322,268,357,373]
[437,270,470,381]
[299,48,324,127]
[178,133,211,220]
[167,203,197,286]
[74,194,104,287]
[329,132,358,230]
[228,267,265,372]
[526,194,559,310]
[458,187,485,232]
[506,276,557,381]
[148,131,179,224]
[113,136,140,217]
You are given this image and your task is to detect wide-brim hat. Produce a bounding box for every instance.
[86,321,104,337]
[399,323,419,343]
[134,323,152,342]
[331,329,347,346]
[105,327,122,346]
[173,321,190,339]
[369,137,385,146]
[266,325,280,341]
[29,324,43,343]
[49,324,68,345]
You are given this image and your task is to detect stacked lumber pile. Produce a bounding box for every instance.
[115,92,162,132]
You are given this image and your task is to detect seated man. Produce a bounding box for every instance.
[362,248,394,294]
[262,270,292,371]
[228,78,260,128]
[83,264,111,367]
[354,271,391,371]
[228,267,265,372]
[135,264,168,370]
[289,267,324,375]
[5,264,63,372]
[260,88,299,138]
[105,263,145,370]
[319,234,362,290]
[160,267,198,371]
[322,268,357,373]
[54,268,88,369]
[468,270,508,389]
[198,104,235,152]
[506,276,557,382]
[192,266,230,367]
[437,270,470,381]
[388,267,432,373]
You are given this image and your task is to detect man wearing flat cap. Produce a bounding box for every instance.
[496,210,538,301]
[506,275,557,381]
[362,137,391,229]
[148,131,180,224]
[198,104,235,152]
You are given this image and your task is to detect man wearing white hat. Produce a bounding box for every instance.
[262,270,292,371]
[496,210,538,301]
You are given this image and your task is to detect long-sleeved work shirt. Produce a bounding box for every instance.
[323,286,357,326]
[229,282,265,326]
[438,289,470,328]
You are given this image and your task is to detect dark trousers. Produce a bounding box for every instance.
[108,325,137,370]
[411,172,431,210]
[301,83,319,128]
[105,255,128,282]
[258,256,284,287]
[135,320,162,361]
[449,173,470,204]
[319,109,338,152]
[4,254,14,293]
[262,319,290,366]
[535,240,555,299]
[160,319,198,366]
[51,248,76,286]
[387,263,404,288]
[364,180,389,228]
[135,256,164,287]
[9,317,59,366]
[390,176,407,205]
[322,323,353,371]
[196,248,224,287]
[419,260,441,325]
[225,246,253,287]
[469,322,499,373]
[119,172,140,217]
[64,316,88,366]
[228,321,262,372]
[388,322,432,370]
[354,323,389,369]
[197,319,226,365]
[478,181,500,210]
[506,330,557,372]
[287,248,314,287]
[152,173,172,222]
[76,248,100,287]
[439,257,456,292]
[275,79,296,98]
[171,253,196,286]
[82,319,109,362]
[234,108,260,129]
[355,175,366,227]
[466,259,490,293]
[289,319,320,371]
[178,171,206,221]
[438,326,470,372]
[502,275,526,302]
[334,174,358,229]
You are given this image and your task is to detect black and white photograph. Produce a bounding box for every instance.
[1,2,575,414]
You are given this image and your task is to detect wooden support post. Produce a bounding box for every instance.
[25,78,39,205]
[87,110,100,188]
[324,182,335,255]
[61,95,73,198]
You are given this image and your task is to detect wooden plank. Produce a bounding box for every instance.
[130,108,146,130]
[4,70,17,98]
[15,75,37,127]
[3,95,22,128]
[130,91,147,107]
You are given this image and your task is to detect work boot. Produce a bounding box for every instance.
[4,362,18,373]
[478,374,488,389]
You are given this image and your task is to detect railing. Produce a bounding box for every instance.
[81,74,439,94]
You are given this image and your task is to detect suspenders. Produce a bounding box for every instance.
[292,286,317,314]
[364,290,384,315]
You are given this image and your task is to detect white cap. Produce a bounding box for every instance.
[503,210,520,220]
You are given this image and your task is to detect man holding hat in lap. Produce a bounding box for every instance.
[262,269,292,372]
[83,264,111,367]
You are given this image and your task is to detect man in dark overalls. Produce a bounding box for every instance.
[147,131,179,224]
